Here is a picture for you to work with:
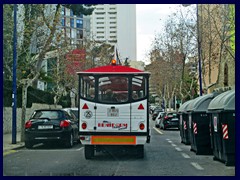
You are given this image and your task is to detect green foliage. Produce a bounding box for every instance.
[4,80,54,108]
[62,4,96,16]
[149,95,155,104]
[3,80,70,108]
[3,4,14,81]
[58,94,71,108]
[124,58,130,66]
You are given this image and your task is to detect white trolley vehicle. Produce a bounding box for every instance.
[77,60,150,159]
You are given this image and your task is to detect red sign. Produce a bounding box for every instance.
[66,49,86,75]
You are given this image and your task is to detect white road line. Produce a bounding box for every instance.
[191,162,204,170]
[153,127,163,134]
[175,147,182,152]
[168,140,173,143]
[181,153,190,159]
[171,143,176,147]
[76,147,84,151]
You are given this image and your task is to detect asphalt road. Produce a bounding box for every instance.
[3,120,235,176]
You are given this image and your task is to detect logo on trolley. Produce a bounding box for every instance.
[84,110,93,119]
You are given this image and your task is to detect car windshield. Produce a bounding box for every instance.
[167,113,177,117]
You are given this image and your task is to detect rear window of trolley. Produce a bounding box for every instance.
[79,75,147,103]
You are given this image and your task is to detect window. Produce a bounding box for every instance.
[77,30,83,39]
[61,7,65,15]
[61,18,65,26]
[80,76,95,101]
[95,12,105,15]
[98,76,129,103]
[132,76,147,101]
[70,10,74,16]
[70,18,74,28]
[76,19,83,28]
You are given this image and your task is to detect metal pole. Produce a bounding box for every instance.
[197,4,203,96]
[12,4,17,144]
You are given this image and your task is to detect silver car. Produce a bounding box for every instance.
[155,112,165,128]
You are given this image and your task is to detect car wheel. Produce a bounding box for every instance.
[85,145,94,159]
[25,141,33,149]
[65,132,74,148]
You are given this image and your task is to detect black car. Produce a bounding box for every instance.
[159,112,179,130]
[25,109,79,149]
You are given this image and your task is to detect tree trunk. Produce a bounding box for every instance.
[21,81,28,142]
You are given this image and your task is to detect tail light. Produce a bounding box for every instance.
[25,120,32,129]
[82,122,87,129]
[164,116,168,120]
[60,120,70,127]
[139,123,145,130]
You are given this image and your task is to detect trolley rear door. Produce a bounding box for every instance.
[95,103,131,132]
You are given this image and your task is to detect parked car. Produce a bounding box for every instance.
[155,112,166,128]
[62,108,79,120]
[159,111,179,130]
[24,109,79,149]
[152,108,163,120]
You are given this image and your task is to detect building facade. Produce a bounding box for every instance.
[89,4,136,61]
[198,4,235,93]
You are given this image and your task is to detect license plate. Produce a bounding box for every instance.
[107,108,119,117]
[38,125,53,129]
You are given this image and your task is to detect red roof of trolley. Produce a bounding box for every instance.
[77,65,150,74]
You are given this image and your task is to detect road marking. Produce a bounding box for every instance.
[171,143,176,147]
[168,140,173,143]
[76,147,84,151]
[175,147,182,152]
[153,127,163,134]
[181,153,190,158]
[3,150,17,156]
[191,162,204,170]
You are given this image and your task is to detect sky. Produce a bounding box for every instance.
[136,4,183,64]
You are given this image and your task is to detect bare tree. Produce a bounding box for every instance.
[5,4,96,141]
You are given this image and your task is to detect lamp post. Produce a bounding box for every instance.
[12,4,18,144]
[196,4,203,96]
[182,4,203,96]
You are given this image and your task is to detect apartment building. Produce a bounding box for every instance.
[90,4,136,61]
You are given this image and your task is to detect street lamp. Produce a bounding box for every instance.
[182,4,203,96]
[12,4,18,144]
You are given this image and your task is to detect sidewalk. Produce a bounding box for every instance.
[3,132,25,152]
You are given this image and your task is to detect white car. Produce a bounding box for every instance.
[155,112,165,128]
[62,108,78,120]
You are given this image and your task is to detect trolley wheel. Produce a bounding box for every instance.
[85,145,94,159]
